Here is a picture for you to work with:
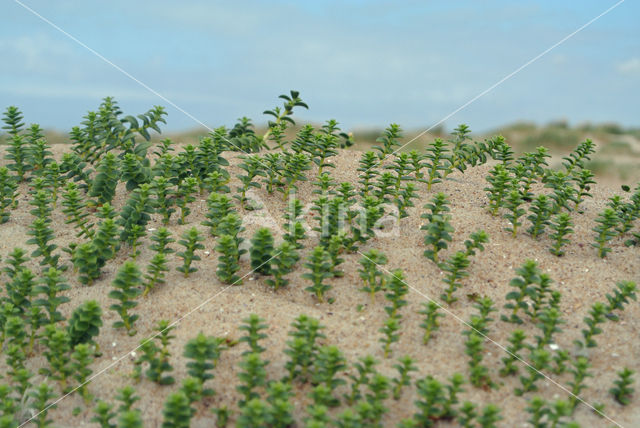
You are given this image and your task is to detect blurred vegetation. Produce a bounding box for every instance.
[2,120,638,183]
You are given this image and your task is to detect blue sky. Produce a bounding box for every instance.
[1,0,639,134]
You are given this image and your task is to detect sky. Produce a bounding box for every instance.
[1,0,639,134]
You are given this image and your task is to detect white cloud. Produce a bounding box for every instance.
[616,58,640,76]
[0,33,74,73]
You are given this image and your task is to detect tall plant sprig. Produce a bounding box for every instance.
[358,249,388,303]
[265,241,299,290]
[302,246,333,303]
[262,90,309,149]
[118,183,155,257]
[283,198,306,249]
[202,193,234,237]
[373,124,402,162]
[108,261,142,336]
[549,213,574,257]
[62,181,94,238]
[89,152,120,206]
[484,163,513,216]
[176,177,198,224]
[176,227,205,278]
[236,154,266,209]
[502,259,541,324]
[0,167,18,223]
[421,193,454,264]
[527,194,552,239]
[592,207,619,258]
[504,188,526,237]
[152,176,176,225]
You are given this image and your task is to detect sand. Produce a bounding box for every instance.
[1,144,639,427]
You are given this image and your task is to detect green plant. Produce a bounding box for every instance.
[515,348,551,396]
[424,138,449,191]
[544,171,578,215]
[133,320,175,385]
[610,368,635,405]
[592,207,619,258]
[358,249,388,303]
[61,182,94,238]
[236,154,266,208]
[283,314,326,383]
[2,105,25,136]
[237,352,269,406]
[151,176,176,225]
[91,400,116,428]
[67,300,103,350]
[184,332,226,397]
[39,324,72,390]
[526,194,552,239]
[0,167,18,223]
[418,301,444,345]
[312,345,347,391]
[440,251,470,305]
[108,261,142,336]
[379,316,400,358]
[215,234,242,285]
[421,193,454,263]
[391,355,417,400]
[89,152,120,205]
[70,343,95,402]
[373,123,402,162]
[249,227,274,275]
[32,267,70,325]
[265,241,299,290]
[176,177,197,224]
[502,259,541,324]
[383,269,409,319]
[118,183,155,257]
[563,139,596,175]
[121,152,150,191]
[573,168,596,212]
[484,164,513,216]
[499,329,526,376]
[72,242,101,286]
[567,356,592,412]
[302,246,333,302]
[604,280,637,320]
[176,227,205,277]
[202,193,234,237]
[279,152,311,199]
[26,217,59,268]
[534,307,564,349]
[28,382,57,428]
[161,391,193,428]
[239,314,268,356]
[548,212,574,257]
[503,189,525,237]
[6,267,36,314]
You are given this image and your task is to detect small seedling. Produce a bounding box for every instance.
[515,348,551,396]
[358,249,388,303]
[118,183,155,257]
[610,368,635,406]
[67,300,103,350]
[383,270,409,319]
[133,320,175,386]
[526,194,552,238]
[28,382,57,428]
[418,301,444,345]
[236,154,266,208]
[202,193,234,237]
[440,251,470,305]
[184,332,226,397]
[379,316,400,358]
[32,266,70,325]
[484,164,513,216]
[249,227,274,275]
[151,176,176,225]
[302,246,333,302]
[567,356,592,412]
[39,324,72,390]
[502,259,541,324]
[573,168,596,212]
[373,123,402,162]
[161,390,193,428]
[215,234,243,285]
[176,177,198,224]
[27,217,60,268]
[604,280,637,320]
[391,355,417,400]
[592,207,619,258]
[421,193,454,263]
[549,213,574,256]
[265,241,299,290]
[282,198,306,249]
[503,189,525,237]
[71,343,95,402]
[499,329,526,377]
[62,181,94,238]
[108,261,142,336]
[89,152,120,205]
[424,138,449,191]
[176,227,205,278]
[237,352,269,406]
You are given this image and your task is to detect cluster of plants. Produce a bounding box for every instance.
[0,92,637,427]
